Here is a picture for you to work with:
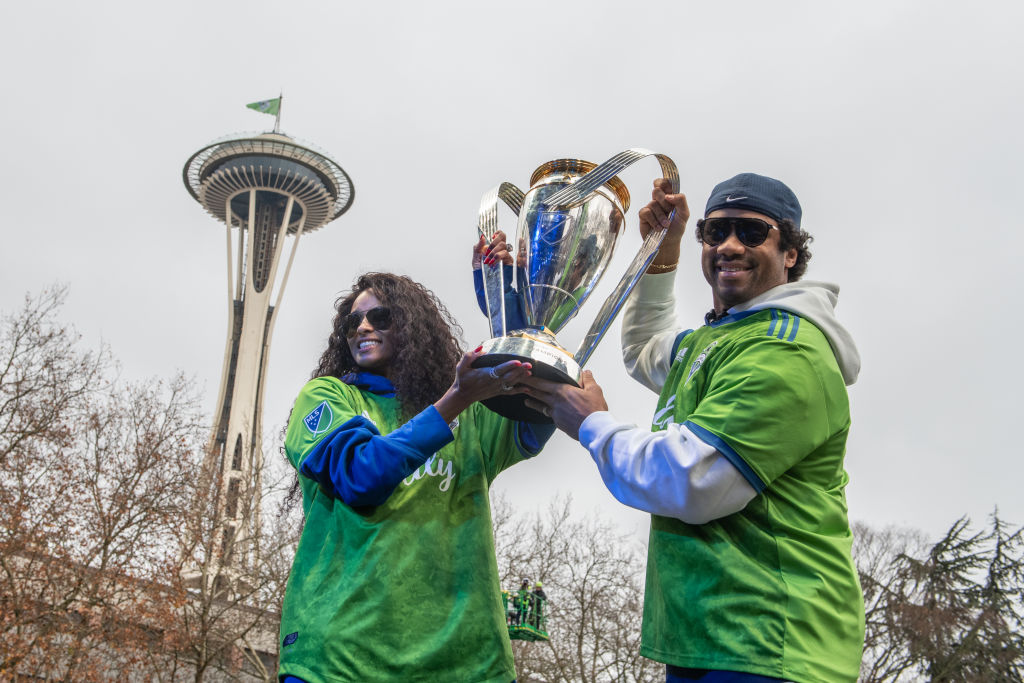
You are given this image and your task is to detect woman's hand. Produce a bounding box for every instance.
[473,231,514,270]
[433,348,532,423]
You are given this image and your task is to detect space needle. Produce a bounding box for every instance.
[183,102,353,584]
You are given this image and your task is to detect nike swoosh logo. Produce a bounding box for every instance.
[725,195,748,202]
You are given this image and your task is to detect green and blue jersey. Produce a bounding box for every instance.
[641,308,864,683]
[278,373,547,682]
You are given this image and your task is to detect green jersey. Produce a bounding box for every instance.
[278,376,532,682]
[642,309,864,683]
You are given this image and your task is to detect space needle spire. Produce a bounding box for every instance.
[183,110,353,587]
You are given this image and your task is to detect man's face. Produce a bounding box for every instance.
[701,208,797,313]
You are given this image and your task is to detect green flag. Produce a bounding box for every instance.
[246,97,281,116]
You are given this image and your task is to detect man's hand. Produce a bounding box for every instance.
[520,370,608,441]
[638,179,690,272]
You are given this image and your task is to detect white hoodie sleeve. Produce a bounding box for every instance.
[579,411,757,524]
[621,272,684,394]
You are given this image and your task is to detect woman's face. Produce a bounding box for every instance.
[345,290,395,377]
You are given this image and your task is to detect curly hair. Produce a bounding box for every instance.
[312,273,464,417]
[776,219,813,282]
[696,218,813,282]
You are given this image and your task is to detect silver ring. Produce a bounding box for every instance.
[488,367,500,380]
[501,382,514,392]
[542,406,551,417]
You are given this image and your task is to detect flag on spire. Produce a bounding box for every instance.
[246,97,281,116]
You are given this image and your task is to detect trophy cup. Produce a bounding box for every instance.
[473,149,679,422]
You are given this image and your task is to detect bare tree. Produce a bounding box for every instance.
[0,287,206,678]
[492,494,659,683]
[0,288,297,681]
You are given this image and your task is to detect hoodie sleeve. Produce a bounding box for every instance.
[621,271,689,393]
[578,411,757,523]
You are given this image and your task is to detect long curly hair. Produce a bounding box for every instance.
[313,272,464,417]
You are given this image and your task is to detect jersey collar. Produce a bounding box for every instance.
[340,371,396,397]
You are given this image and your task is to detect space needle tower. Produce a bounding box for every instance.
[183,102,353,581]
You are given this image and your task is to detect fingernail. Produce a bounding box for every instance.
[474,345,483,353]
[484,247,491,255]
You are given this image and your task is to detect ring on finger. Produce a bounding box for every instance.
[501,382,514,392]
[542,406,551,417]
[488,367,500,380]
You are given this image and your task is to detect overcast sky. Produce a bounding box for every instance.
[2,0,1021,543]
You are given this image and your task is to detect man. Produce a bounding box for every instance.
[522,173,864,683]
[531,580,548,629]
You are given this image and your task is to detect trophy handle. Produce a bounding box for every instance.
[478,183,525,338]
[561,150,681,367]
[540,148,679,211]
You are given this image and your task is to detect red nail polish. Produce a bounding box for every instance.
[474,345,483,353]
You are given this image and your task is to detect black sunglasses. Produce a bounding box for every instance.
[696,217,778,248]
[342,306,393,338]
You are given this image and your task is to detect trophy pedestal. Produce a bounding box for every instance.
[472,328,581,423]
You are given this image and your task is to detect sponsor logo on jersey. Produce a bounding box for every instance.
[686,341,719,384]
[674,346,689,363]
[652,394,677,429]
[403,453,457,492]
[303,401,333,436]
[361,409,377,428]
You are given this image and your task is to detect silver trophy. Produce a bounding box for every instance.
[474,149,679,422]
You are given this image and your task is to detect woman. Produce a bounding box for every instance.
[277,272,552,683]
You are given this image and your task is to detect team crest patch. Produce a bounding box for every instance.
[303,401,333,436]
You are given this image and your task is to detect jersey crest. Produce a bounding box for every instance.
[303,401,334,436]
[686,341,718,384]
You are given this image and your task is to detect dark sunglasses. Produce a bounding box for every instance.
[696,217,778,248]
[342,306,393,338]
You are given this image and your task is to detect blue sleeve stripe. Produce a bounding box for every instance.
[766,310,801,342]
[683,420,766,493]
[787,314,800,341]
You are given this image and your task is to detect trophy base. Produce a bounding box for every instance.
[471,329,582,424]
